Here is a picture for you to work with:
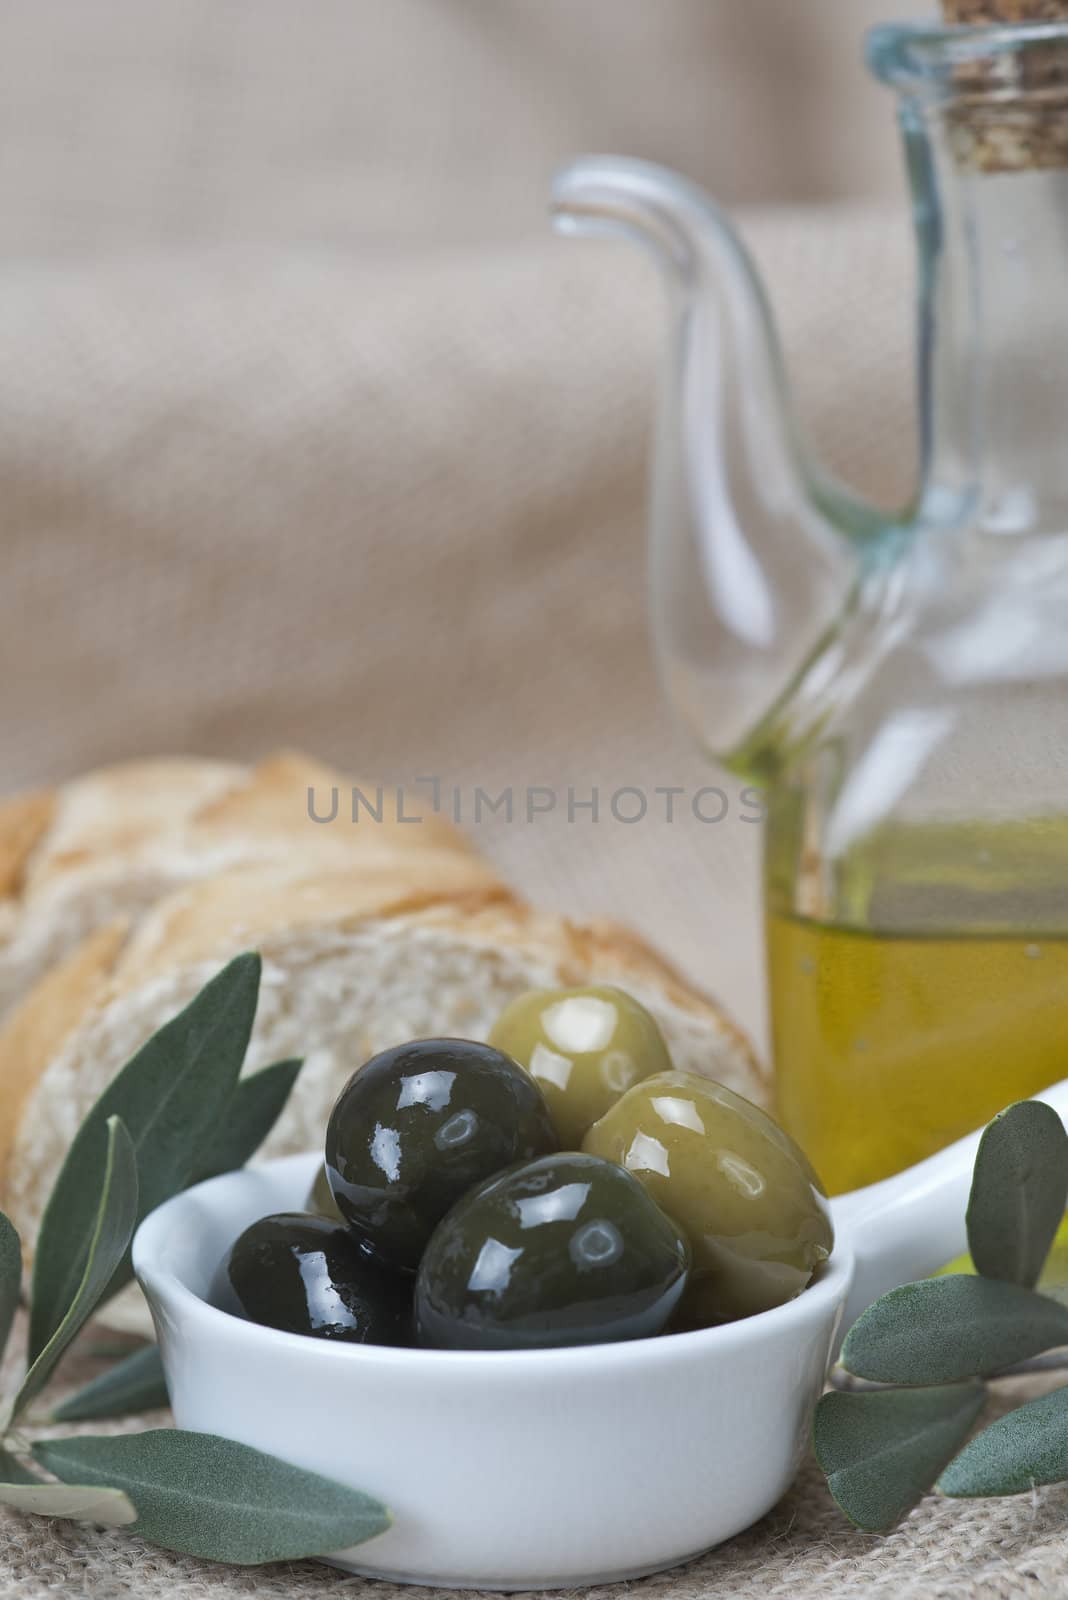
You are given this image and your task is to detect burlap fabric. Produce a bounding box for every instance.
[0,209,915,1051]
[3,2,1060,1593]
[8,1453,1068,1600]
[9,1433,1068,1600]
[0,0,928,253]
[5,1316,1068,1600]
[0,1,923,1047]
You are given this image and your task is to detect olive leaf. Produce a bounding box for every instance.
[30,952,261,1361]
[0,1448,39,1486]
[0,1475,137,1526]
[938,1383,1068,1498]
[192,1058,304,1184]
[34,1431,391,1564]
[818,1101,1068,1529]
[12,1116,139,1423]
[1,1437,134,1527]
[83,1338,151,1361]
[966,1101,1068,1288]
[0,1211,21,1367]
[814,1383,986,1531]
[52,1344,169,1423]
[841,1274,1068,1386]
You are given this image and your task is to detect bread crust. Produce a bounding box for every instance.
[0,877,512,1188]
[0,790,57,899]
[113,856,511,985]
[0,750,479,1027]
[190,750,471,855]
[18,758,243,896]
[15,750,471,903]
[0,921,128,1192]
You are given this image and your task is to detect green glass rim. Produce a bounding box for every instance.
[868,19,1068,93]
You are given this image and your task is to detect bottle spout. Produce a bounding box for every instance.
[551,156,734,296]
[552,157,888,773]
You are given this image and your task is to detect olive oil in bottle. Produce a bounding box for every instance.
[769,915,1068,1196]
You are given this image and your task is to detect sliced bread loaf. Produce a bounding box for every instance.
[0,749,472,1024]
[0,870,760,1329]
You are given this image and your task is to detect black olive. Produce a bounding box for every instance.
[212,1212,411,1345]
[415,1152,690,1351]
[325,1038,558,1272]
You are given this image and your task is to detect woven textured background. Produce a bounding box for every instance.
[0,1,925,1053]
[8,1447,1068,1600]
[5,1318,1068,1600]
[0,0,927,258]
[3,3,1062,1594]
[0,210,916,1051]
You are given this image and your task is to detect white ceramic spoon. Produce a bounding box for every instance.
[134,1079,1068,1592]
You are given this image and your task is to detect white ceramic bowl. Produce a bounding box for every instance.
[134,1152,844,1589]
[134,1078,1068,1590]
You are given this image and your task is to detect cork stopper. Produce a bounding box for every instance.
[941,0,1068,170]
[943,1,1068,21]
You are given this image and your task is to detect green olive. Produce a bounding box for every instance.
[488,986,673,1148]
[582,1070,832,1325]
[306,1163,344,1223]
[212,1213,411,1345]
[415,1152,690,1351]
[325,1038,558,1272]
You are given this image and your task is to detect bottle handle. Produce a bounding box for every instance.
[828,1079,1068,1333]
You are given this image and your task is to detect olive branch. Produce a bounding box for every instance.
[0,954,390,1564]
[816,1099,1068,1530]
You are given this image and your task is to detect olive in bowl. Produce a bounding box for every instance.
[326,1038,558,1272]
[212,1212,411,1345]
[583,1070,832,1326]
[489,985,673,1149]
[415,1151,690,1351]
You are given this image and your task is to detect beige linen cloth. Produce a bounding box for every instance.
[2,3,1060,1596]
[0,211,915,1054]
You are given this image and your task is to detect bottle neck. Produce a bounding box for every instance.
[918,107,1068,538]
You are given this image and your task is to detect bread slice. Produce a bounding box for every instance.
[0,749,473,1024]
[0,790,56,899]
[0,873,761,1332]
